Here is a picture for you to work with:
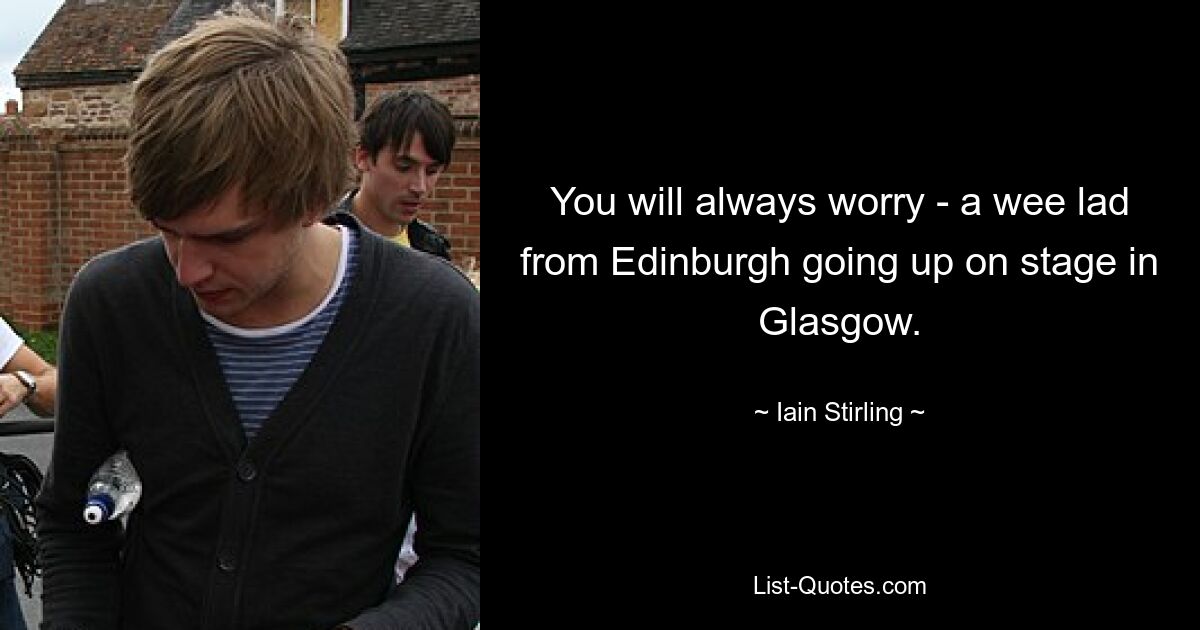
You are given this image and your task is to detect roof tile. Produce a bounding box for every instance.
[341,0,480,51]
[15,0,182,78]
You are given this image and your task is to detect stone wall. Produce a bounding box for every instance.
[20,84,133,129]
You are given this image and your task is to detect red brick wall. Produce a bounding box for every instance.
[422,137,480,270]
[0,130,58,328]
[1,128,151,330]
[366,74,481,117]
[58,132,155,280]
[2,117,481,331]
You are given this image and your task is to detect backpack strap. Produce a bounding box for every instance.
[1,452,44,596]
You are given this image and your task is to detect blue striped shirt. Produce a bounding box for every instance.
[202,227,360,439]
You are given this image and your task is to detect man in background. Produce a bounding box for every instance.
[339,90,456,260]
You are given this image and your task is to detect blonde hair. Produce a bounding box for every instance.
[127,3,354,223]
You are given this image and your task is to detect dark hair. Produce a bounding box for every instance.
[358,90,456,166]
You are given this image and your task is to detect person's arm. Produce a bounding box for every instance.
[339,285,480,629]
[0,344,58,417]
[35,267,124,627]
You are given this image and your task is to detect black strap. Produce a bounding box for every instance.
[1,452,43,596]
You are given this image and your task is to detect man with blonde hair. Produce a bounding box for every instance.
[36,5,479,629]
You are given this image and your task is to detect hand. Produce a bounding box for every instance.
[0,372,32,418]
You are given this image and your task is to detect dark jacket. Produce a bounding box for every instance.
[37,214,479,629]
[335,191,452,261]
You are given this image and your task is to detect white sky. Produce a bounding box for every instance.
[0,1,66,106]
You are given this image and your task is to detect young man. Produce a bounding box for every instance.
[1,316,56,630]
[35,6,479,629]
[340,90,463,583]
[338,90,456,260]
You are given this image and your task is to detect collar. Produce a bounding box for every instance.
[333,189,359,216]
[325,199,364,232]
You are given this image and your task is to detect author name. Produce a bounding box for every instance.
[770,401,914,427]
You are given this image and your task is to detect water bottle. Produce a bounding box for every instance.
[82,450,142,524]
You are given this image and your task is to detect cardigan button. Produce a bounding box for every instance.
[218,550,237,572]
[237,461,258,482]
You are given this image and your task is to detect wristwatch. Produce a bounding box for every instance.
[13,370,37,402]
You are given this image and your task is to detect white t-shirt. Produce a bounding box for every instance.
[0,317,23,368]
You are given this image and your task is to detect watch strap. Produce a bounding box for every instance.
[13,370,37,402]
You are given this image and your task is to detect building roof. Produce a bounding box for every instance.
[15,0,182,88]
[155,0,230,48]
[341,0,480,52]
[15,0,481,90]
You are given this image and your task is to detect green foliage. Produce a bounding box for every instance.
[22,329,58,365]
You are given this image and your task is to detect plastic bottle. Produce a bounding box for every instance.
[82,450,142,524]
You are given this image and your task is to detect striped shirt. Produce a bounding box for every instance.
[202,227,359,439]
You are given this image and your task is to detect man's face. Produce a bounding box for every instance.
[355,131,445,228]
[153,185,310,327]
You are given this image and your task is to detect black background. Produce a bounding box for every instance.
[489,11,1188,625]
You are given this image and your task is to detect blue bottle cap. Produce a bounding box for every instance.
[83,494,115,524]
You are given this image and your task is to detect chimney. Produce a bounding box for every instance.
[4,100,16,116]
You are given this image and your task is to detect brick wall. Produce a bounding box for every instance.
[21,84,133,129]
[367,74,481,117]
[57,131,155,280]
[1,112,480,331]
[0,130,57,328]
[425,135,480,270]
[1,127,150,330]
